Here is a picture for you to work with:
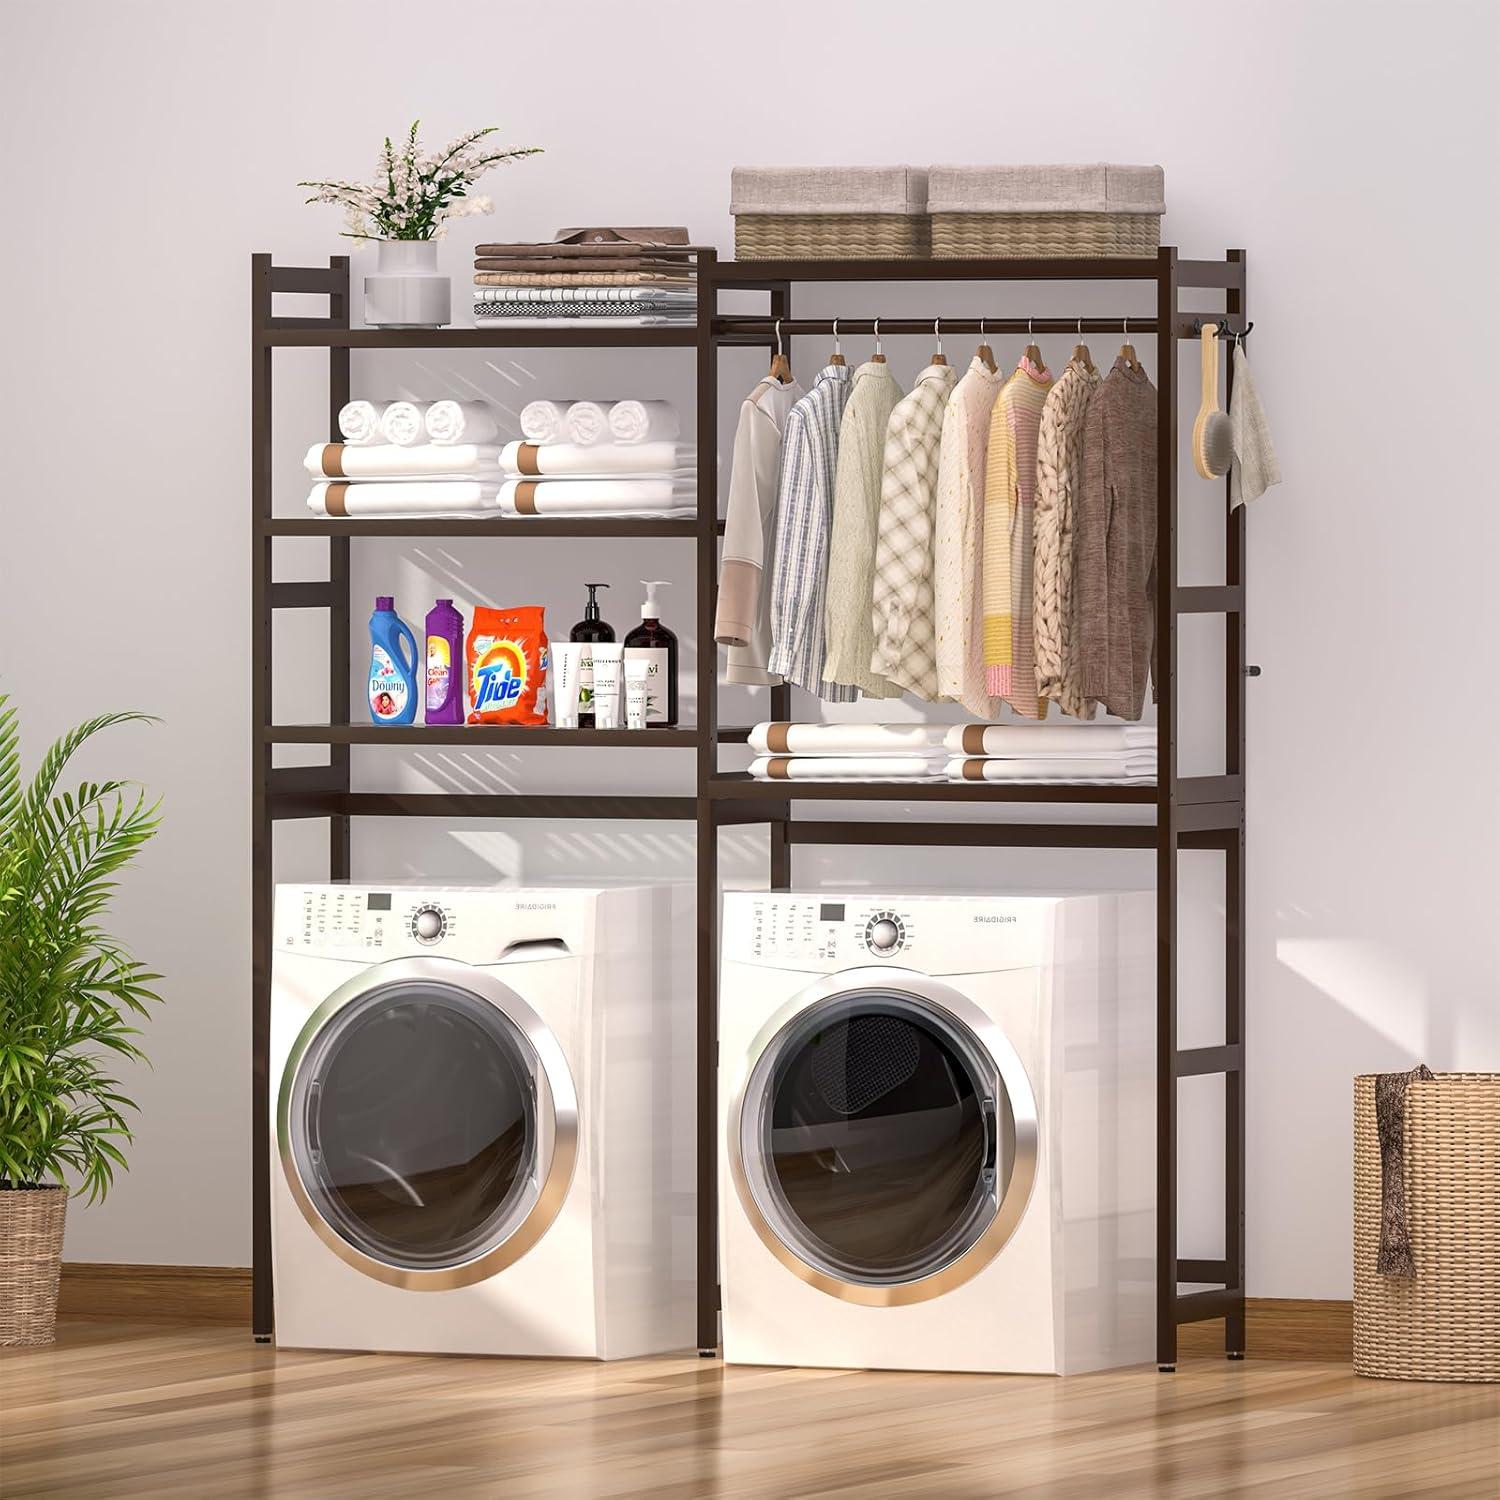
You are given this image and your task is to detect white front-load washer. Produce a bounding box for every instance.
[271,882,693,1358]
[719,890,1156,1374]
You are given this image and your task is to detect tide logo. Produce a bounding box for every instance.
[472,639,527,712]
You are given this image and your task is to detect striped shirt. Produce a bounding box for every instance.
[768,364,857,699]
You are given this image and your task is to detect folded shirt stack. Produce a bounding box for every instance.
[942,723,1159,784]
[746,722,951,782]
[472,227,698,326]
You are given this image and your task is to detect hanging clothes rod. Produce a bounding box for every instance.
[713,315,1247,344]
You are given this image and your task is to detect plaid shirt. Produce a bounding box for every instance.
[768,364,857,699]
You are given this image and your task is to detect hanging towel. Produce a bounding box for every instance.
[609,400,681,445]
[1229,344,1282,509]
[306,481,500,517]
[498,440,687,478]
[748,722,951,756]
[565,401,614,445]
[496,478,692,516]
[303,443,499,480]
[749,754,948,782]
[337,400,383,447]
[519,400,570,444]
[944,723,1156,755]
[945,756,1156,783]
[1375,1063,1435,1277]
[378,401,433,447]
[425,400,500,447]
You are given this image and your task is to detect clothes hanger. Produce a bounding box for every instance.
[828,317,846,368]
[1023,316,1044,371]
[975,316,997,373]
[768,317,792,384]
[1118,315,1143,375]
[1071,316,1097,377]
[931,317,947,367]
[871,317,886,364]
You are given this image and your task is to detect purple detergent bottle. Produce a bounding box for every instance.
[424,598,466,724]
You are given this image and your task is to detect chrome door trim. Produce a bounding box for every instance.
[727,966,1038,1307]
[277,955,578,1290]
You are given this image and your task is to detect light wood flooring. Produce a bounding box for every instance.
[1,1320,1497,1498]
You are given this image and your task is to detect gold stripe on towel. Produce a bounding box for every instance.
[764,758,792,779]
[765,724,792,754]
[962,759,986,781]
[516,445,542,477]
[961,725,987,755]
[513,481,539,515]
[325,483,349,517]
[320,444,345,478]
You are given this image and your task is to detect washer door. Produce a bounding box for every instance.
[730,969,1037,1306]
[278,957,577,1290]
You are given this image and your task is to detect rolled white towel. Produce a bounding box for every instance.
[520,400,569,443]
[304,443,499,479]
[337,400,382,446]
[749,755,948,782]
[307,480,501,517]
[943,723,1158,755]
[747,722,951,756]
[608,400,680,445]
[379,400,433,447]
[425,400,501,447]
[498,477,693,516]
[565,400,613,445]
[498,440,687,477]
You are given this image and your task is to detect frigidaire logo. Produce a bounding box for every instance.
[973,914,1017,924]
[515,901,557,911]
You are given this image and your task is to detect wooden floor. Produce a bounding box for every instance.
[2,1322,1497,1499]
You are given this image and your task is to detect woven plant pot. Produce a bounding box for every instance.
[1,1186,68,1346]
[1353,1073,1500,1382]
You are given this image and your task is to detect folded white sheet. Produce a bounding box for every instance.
[497,478,693,516]
[425,400,501,447]
[306,481,501,517]
[379,400,433,447]
[945,756,1157,782]
[747,722,951,756]
[303,443,498,479]
[498,440,687,477]
[471,286,696,304]
[565,400,612,445]
[749,755,949,782]
[608,400,681,445]
[337,400,383,446]
[944,723,1158,755]
[520,400,569,443]
[474,315,694,328]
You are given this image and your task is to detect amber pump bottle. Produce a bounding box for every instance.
[623,580,677,726]
[569,583,614,728]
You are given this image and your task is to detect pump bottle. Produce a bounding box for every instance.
[569,583,614,728]
[623,580,678,726]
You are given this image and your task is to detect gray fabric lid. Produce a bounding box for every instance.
[928,164,1165,215]
[731,166,929,216]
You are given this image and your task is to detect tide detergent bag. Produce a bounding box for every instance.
[466,606,550,725]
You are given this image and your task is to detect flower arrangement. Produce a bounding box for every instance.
[301,121,542,242]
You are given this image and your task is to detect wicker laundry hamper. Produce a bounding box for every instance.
[0,1186,68,1346]
[929,164,1164,259]
[731,167,930,260]
[1353,1072,1500,1381]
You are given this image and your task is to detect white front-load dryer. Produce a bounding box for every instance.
[719,891,1155,1374]
[271,882,693,1358]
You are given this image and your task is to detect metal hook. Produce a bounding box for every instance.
[934,317,943,356]
[774,318,783,356]
[1077,316,1085,340]
[832,317,841,357]
[873,317,882,356]
[1123,315,1130,339]
[1028,316,1035,340]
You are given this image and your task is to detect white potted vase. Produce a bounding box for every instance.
[364,240,451,329]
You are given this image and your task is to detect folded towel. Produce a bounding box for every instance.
[425,400,500,447]
[473,314,694,328]
[748,722,951,756]
[498,440,687,478]
[1376,1063,1435,1277]
[337,400,383,447]
[471,285,695,304]
[520,400,569,444]
[750,755,949,782]
[307,481,501,517]
[945,723,1158,756]
[565,401,612,445]
[379,400,432,447]
[474,270,695,288]
[946,756,1157,782]
[304,443,498,480]
[1229,345,1282,509]
[608,400,680,445]
[497,478,693,517]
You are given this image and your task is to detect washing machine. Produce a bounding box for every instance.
[718,890,1156,1374]
[270,882,694,1358]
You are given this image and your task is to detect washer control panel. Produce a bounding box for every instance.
[283,890,458,953]
[863,910,907,955]
[743,898,918,963]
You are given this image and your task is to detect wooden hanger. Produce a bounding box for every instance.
[975,317,997,373]
[768,318,792,384]
[1071,316,1097,376]
[931,318,947,366]
[1023,316,1044,371]
[828,317,846,367]
[1118,315,1143,375]
[871,317,886,364]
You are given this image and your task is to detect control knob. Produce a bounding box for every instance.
[412,905,446,943]
[864,912,905,954]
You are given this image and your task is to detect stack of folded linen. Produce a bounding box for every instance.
[497,433,694,518]
[943,724,1158,784]
[472,228,697,327]
[747,722,951,782]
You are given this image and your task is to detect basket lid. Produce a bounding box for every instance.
[731,165,929,217]
[928,163,1164,216]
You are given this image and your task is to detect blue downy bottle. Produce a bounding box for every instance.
[368,595,419,725]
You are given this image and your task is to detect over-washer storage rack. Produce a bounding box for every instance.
[250,245,1249,1372]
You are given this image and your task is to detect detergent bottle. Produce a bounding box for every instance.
[368,596,419,726]
[424,598,465,724]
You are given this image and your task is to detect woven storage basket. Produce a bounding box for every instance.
[1353,1072,1500,1382]
[929,164,1164,260]
[0,1186,68,1346]
[732,167,929,260]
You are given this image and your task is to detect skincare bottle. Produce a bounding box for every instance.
[569,582,614,728]
[623,580,677,726]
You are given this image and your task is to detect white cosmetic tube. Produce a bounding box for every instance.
[590,643,624,729]
[552,642,585,728]
[624,655,651,730]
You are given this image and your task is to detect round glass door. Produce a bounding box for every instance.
[285,978,543,1278]
[735,986,1035,1304]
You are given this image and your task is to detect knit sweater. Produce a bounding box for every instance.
[1033,359,1101,719]
[1075,357,1158,721]
[823,360,904,697]
[981,358,1052,712]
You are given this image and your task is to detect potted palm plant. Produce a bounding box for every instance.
[0,698,161,1346]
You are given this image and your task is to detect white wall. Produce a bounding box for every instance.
[2,0,1495,1299]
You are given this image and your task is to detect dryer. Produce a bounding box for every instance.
[271,883,693,1358]
[718,890,1155,1374]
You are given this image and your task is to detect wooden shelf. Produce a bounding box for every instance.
[707,773,1158,805]
[263,517,713,539]
[266,724,701,747]
[261,323,698,349]
[711,256,1164,285]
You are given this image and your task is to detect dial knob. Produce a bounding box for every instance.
[867,917,901,953]
[412,906,445,943]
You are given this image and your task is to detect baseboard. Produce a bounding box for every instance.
[1178,1297,1352,1362]
[59,1263,252,1325]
